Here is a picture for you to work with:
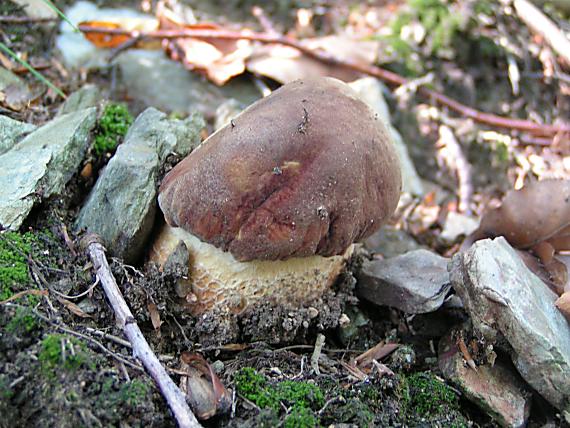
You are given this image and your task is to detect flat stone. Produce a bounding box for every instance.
[0,108,96,229]
[349,77,424,196]
[364,225,422,257]
[450,237,570,411]
[356,249,451,313]
[116,50,260,118]
[439,212,479,245]
[57,84,103,116]
[75,108,204,263]
[0,67,26,92]
[439,330,531,427]
[0,115,36,155]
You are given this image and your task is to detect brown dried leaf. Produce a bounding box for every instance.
[56,297,92,318]
[555,291,570,320]
[160,18,252,86]
[79,19,160,49]
[147,301,162,330]
[179,352,231,420]
[246,35,379,84]
[353,342,399,369]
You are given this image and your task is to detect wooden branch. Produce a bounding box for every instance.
[81,234,202,428]
[514,0,570,66]
[78,24,570,139]
[0,16,58,24]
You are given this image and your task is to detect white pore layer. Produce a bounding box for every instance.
[150,224,351,314]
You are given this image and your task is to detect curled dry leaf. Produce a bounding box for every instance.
[158,10,252,86]
[246,35,379,84]
[179,352,231,420]
[147,301,162,331]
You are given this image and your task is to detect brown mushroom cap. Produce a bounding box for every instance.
[158,77,401,262]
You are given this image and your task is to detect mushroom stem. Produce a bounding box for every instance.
[150,224,352,314]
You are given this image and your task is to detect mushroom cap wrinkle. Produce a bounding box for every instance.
[158,77,402,262]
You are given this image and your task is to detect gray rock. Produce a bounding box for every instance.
[57,84,103,116]
[439,211,479,245]
[0,108,96,229]
[116,50,260,118]
[439,330,531,427]
[0,115,36,155]
[356,249,451,313]
[450,237,570,411]
[349,77,424,196]
[364,225,422,257]
[75,108,204,263]
[214,99,243,131]
[0,67,26,92]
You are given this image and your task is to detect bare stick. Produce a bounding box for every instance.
[514,0,570,66]
[310,333,326,375]
[0,16,58,24]
[78,24,570,138]
[81,234,202,428]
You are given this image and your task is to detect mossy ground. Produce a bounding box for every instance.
[93,103,133,156]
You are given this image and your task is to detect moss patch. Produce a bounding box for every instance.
[93,103,133,156]
[234,368,324,426]
[0,231,34,301]
[399,372,469,427]
[39,334,91,375]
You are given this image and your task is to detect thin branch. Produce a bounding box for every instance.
[0,16,58,24]
[81,234,202,428]
[77,24,570,138]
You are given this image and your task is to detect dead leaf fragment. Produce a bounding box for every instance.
[179,352,231,420]
[555,291,570,321]
[56,297,92,318]
[79,19,160,49]
[147,301,162,330]
[247,35,379,84]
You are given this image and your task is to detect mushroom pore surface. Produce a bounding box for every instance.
[158,77,402,261]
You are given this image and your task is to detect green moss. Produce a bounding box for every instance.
[382,0,500,75]
[39,334,89,375]
[0,231,33,301]
[6,306,38,334]
[284,406,318,428]
[94,103,133,156]
[398,372,468,426]
[235,368,324,425]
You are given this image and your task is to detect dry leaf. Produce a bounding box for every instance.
[353,342,399,369]
[147,301,162,330]
[159,15,253,85]
[179,352,231,420]
[246,35,379,84]
[56,297,92,318]
[79,19,160,49]
[555,291,570,320]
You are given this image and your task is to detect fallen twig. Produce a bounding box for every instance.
[310,333,325,375]
[0,16,58,24]
[513,0,570,67]
[0,289,48,304]
[81,234,202,428]
[77,24,570,138]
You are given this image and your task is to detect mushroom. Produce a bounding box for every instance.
[151,77,402,314]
